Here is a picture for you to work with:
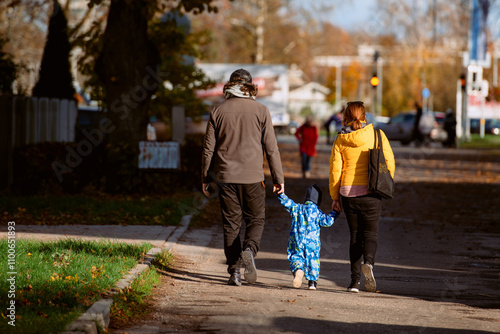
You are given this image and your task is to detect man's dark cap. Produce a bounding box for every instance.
[229,68,252,84]
[305,184,322,206]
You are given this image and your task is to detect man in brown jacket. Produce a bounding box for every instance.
[202,68,285,286]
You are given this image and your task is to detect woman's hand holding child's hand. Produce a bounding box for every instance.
[332,200,342,213]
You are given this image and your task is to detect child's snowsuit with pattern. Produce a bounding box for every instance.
[278,193,337,281]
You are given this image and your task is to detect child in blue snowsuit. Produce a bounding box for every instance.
[277,184,338,290]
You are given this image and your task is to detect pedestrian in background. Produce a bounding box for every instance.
[295,115,319,178]
[329,101,395,293]
[324,108,344,145]
[276,184,338,290]
[414,102,434,147]
[202,68,285,286]
[412,102,424,146]
[443,108,457,148]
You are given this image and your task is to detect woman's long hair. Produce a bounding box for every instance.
[342,101,366,130]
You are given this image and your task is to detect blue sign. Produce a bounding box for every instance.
[422,87,430,99]
[469,0,489,62]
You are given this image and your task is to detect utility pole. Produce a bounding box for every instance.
[370,51,382,116]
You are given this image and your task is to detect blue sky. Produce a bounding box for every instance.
[328,0,378,31]
[330,0,500,39]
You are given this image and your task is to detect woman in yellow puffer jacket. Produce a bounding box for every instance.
[329,101,395,293]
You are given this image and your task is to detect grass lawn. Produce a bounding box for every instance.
[0,238,152,333]
[0,191,205,225]
[459,134,500,149]
[109,250,174,328]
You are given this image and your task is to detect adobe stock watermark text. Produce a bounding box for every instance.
[6,221,16,327]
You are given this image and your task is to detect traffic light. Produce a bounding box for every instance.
[370,73,379,88]
[460,73,466,91]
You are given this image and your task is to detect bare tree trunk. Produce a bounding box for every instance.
[95,0,159,192]
[255,0,266,64]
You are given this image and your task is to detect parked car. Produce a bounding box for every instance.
[470,118,500,135]
[76,105,107,142]
[375,111,443,145]
[365,112,376,126]
[487,119,500,135]
[375,111,415,145]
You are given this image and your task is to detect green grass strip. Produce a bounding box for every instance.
[459,134,500,149]
[110,250,175,328]
[109,267,160,328]
[0,238,152,333]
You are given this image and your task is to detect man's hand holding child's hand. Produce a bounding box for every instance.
[273,183,285,195]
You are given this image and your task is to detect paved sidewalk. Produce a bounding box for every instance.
[111,210,500,333]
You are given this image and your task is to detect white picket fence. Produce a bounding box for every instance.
[0,96,79,189]
[11,96,78,147]
[138,141,180,169]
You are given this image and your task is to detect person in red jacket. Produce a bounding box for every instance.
[295,115,319,178]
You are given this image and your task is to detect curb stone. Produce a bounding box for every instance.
[62,201,204,334]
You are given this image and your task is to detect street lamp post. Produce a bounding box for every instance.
[370,51,382,116]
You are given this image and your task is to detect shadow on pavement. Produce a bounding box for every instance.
[272,317,497,334]
[260,172,500,310]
